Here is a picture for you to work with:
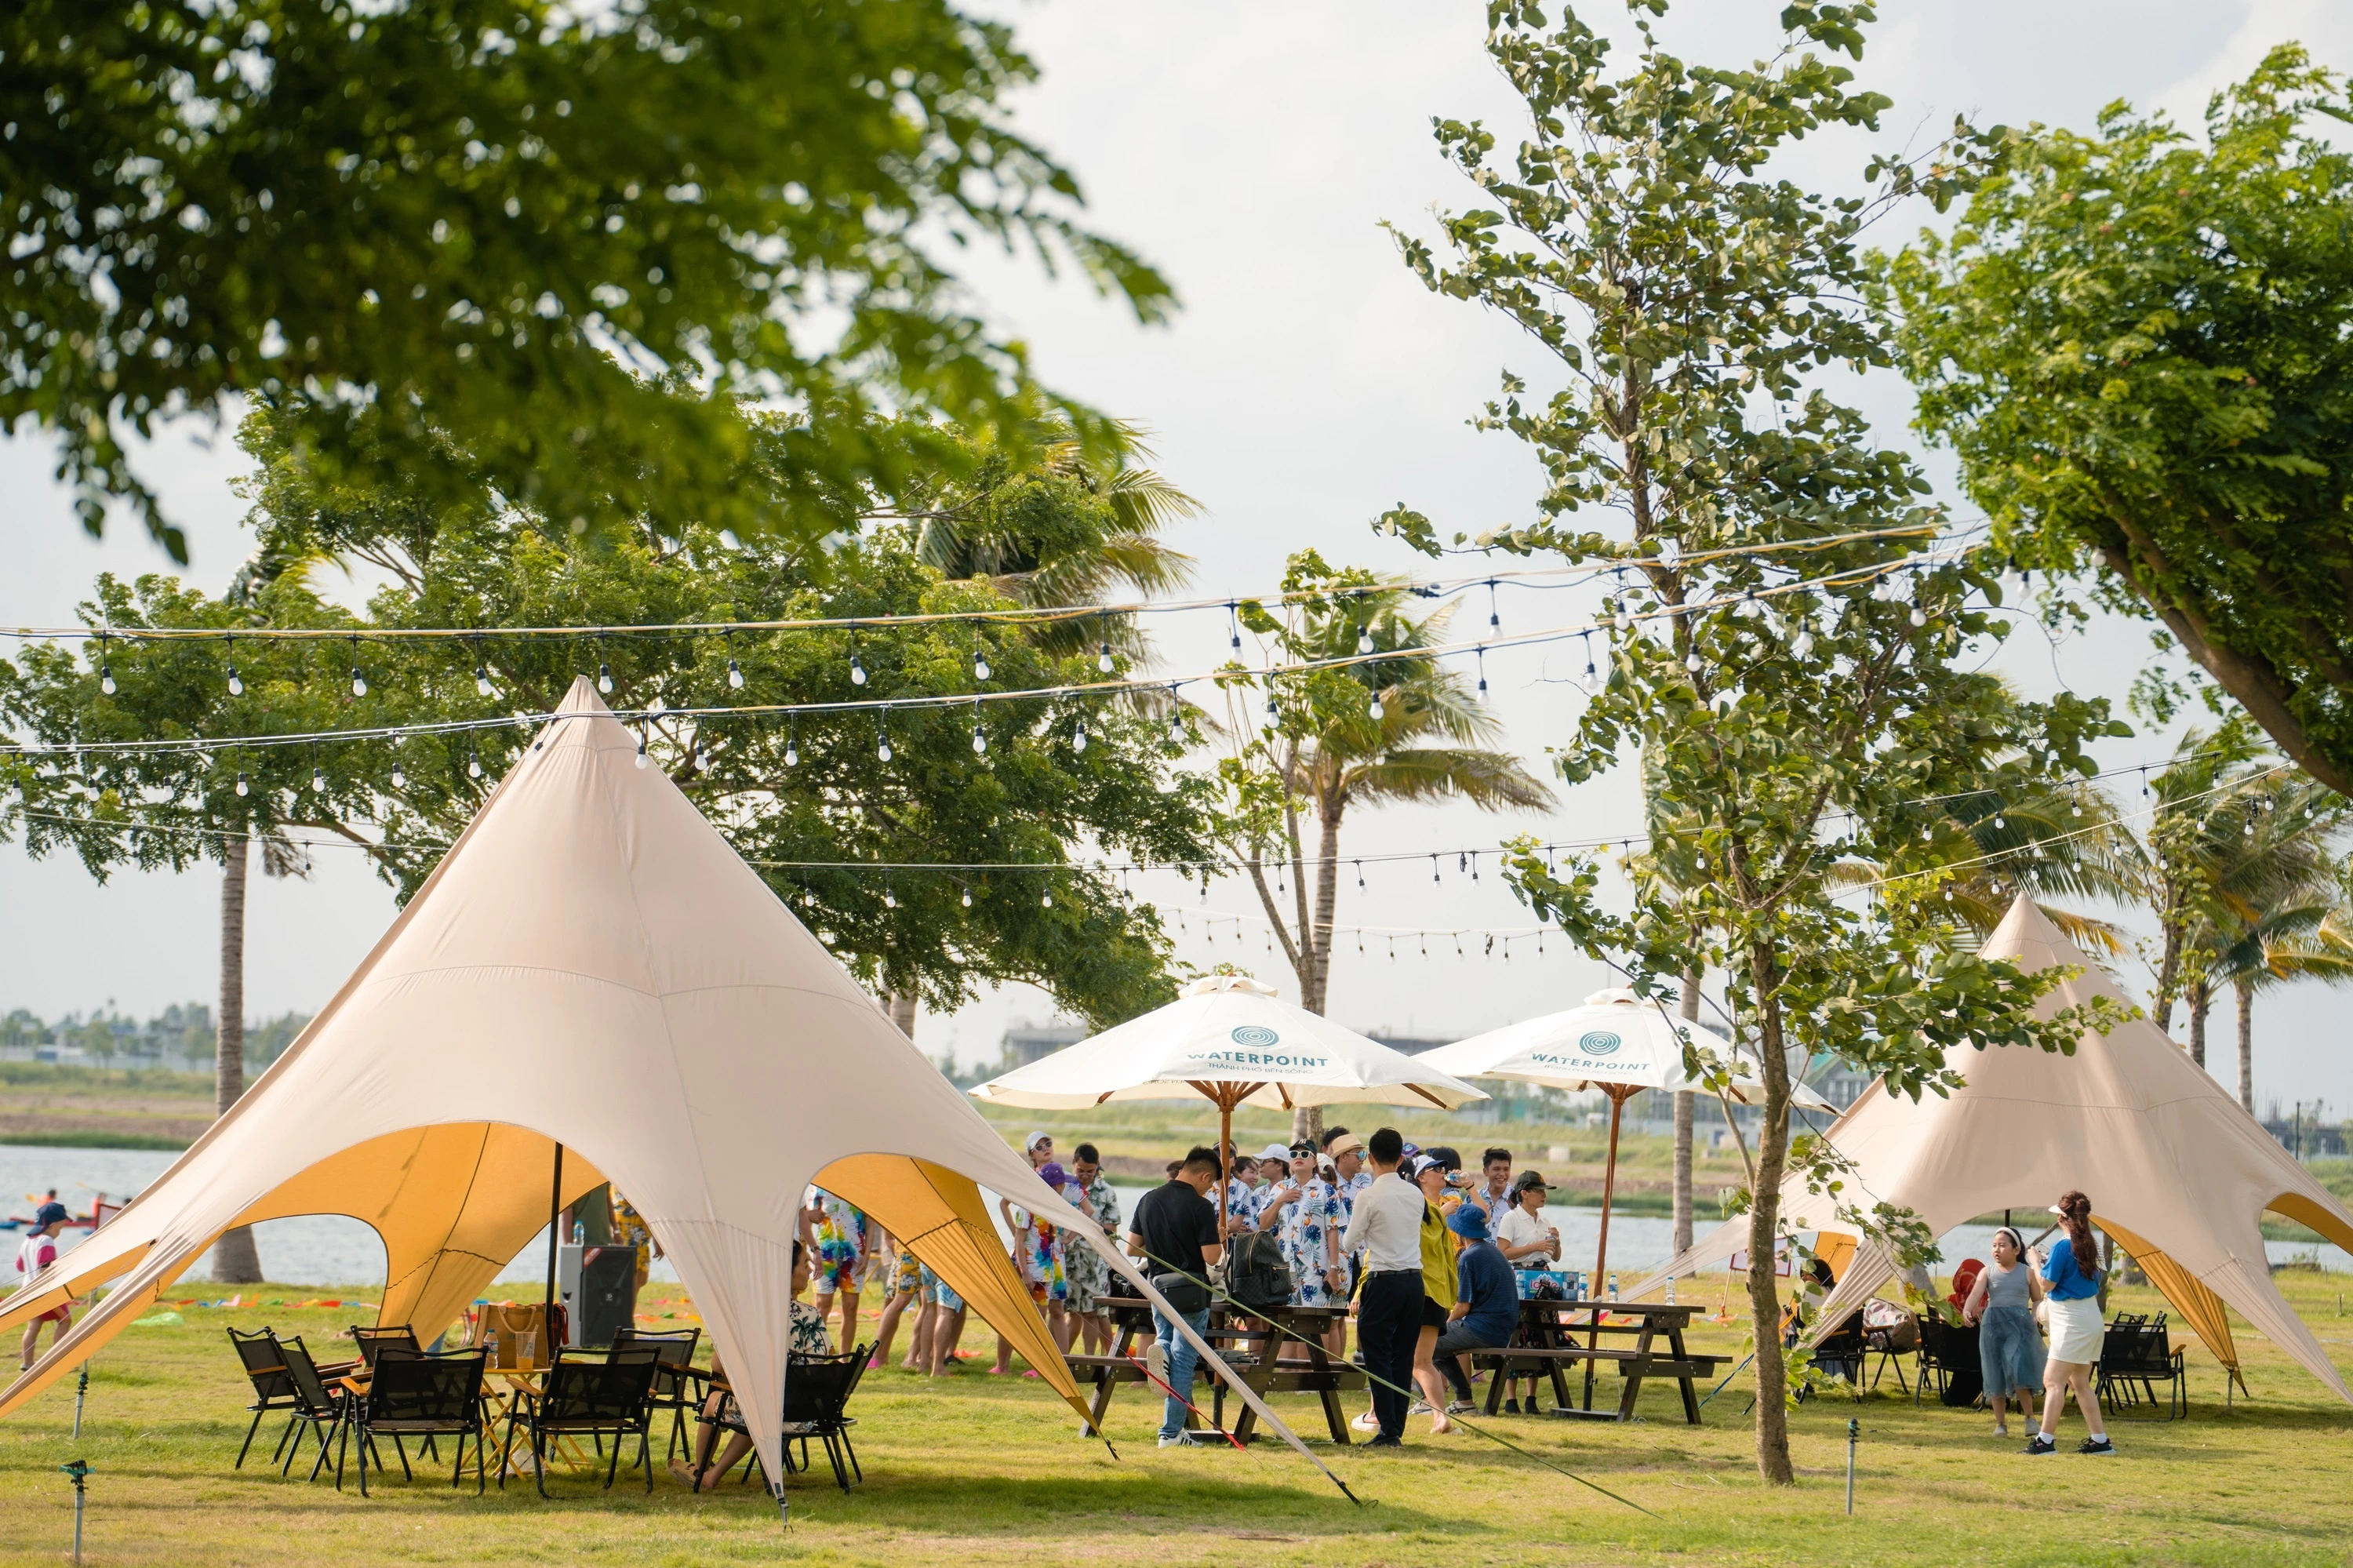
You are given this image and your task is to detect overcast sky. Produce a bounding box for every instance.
[7,1,2353,1113]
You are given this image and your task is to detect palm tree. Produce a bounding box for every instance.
[1215,560,1553,1141]
[2141,719,2269,1035]
[2179,772,2353,1104]
[911,417,1200,664]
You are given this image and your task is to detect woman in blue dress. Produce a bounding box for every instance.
[1962,1225,2044,1436]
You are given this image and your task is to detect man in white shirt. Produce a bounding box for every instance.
[1339,1127,1426,1446]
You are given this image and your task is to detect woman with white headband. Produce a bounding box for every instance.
[1962,1223,2045,1437]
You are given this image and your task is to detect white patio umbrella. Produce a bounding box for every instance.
[970,974,1487,1231]
[1417,987,1831,1295]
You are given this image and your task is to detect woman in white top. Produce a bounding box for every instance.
[1490,1171,1556,1413]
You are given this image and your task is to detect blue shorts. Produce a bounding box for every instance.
[919,1265,963,1313]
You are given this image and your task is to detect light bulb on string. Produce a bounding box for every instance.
[1099,641,1115,675]
[727,658,744,690]
[961,888,973,908]
[849,646,867,686]
[973,653,991,682]
[598,661,613,695]
[1431,854,1440,884]
[883,882,896,911]
[1908,606,1928,628]
[390,759,407,790]
[226,663,243,697]
[1262,693,1278,732]
[100,664,115,697]
[1487,579,1500,635]
[350,664,367,698]
[1228,602,1242,654]
[1167,697,1185,742]
[1072,716,1088,753]
[1041,888,1053,908]
[876,710,893,764]
[1355,860,1365,891]
[973,715,988,755]
[471,748,486,779]
[1369,693,1384,720]
[1476,647,1489,704]
[784,717,799,769]
[1357,626,1373,656]
[475,664,493,698]
[235,771,249,798]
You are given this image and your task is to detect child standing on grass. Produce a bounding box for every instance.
[14,1202,73,1370]
[1963,1225,2043,1437]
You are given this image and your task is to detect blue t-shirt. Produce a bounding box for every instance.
[1454,1240,1519,1344]
[2041,1235,2101,1301]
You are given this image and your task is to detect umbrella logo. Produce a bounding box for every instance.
[1577,1030,1624,1056]
[1229,1026,1281,1049]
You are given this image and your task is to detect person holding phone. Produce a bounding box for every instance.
[1264,1141,1347,1308]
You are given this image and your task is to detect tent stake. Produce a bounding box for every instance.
[71,1363,86,1440]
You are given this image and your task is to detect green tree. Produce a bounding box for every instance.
[1,569,382,1280]
[2137,719,2268,1040]
[3,0,1173,559]
[1388,0,2120,1482]
[1211,551,1552,1142]
[1889,48,2353,795]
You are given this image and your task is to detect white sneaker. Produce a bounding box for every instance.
[1145,1342,1168,1387]
[1409,1400,1433,1416]
[1991,1422,2009,1438]
[1158,1432,1206,1448]
[1351,1410,1380,1432]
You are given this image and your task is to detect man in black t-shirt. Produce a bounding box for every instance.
[1126,1145,1224,1447]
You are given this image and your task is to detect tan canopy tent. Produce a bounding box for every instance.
[0,681,1338,1506]
[1627,896,2353,1402]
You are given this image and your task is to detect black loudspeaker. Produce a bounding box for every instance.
[579,1246,639,1347]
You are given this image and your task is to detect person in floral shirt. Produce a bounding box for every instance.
[1061,1142,1123,1356]
[994,1133,1069,1373]
[808,1188,872,1348]
[1261,1142,1347,1308]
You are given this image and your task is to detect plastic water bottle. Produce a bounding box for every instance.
[1666,1277,1678,1305]
[1607,1272,1620,1301]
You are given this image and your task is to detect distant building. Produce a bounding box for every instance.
[1001,1019,1089,1068]
[1364,1031,1449,1057]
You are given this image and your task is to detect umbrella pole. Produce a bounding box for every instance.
[1584,1089,1627,1411]
[1217,1093,1233,1237]
[544,1142,565,1349]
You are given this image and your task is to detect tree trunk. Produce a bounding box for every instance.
[2235,977,2254,1114]
[1743,940,1793,1484]
[1673,968,1699,1256]
[1292,803,1345,1148]
[2187,978,2209,1071]
[886,990,917,1040]
[213,832,264,1285]
[2154,910,2182,1039]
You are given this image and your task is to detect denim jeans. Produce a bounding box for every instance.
[1434,1320,1507,1401]
[1154,1304,1213,1439]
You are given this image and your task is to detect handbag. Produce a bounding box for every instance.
[1218,1228,1294,1312]
[1149,1270,1213,1316]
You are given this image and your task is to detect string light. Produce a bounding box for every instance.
[1355,859,1365,890]
[973,652,991,682]
[1042,889,1053,908]
[1369,692,1384,720]
[98,635,115,695]
[349,637,368,697]
[784,716,799,768]
[1487,579,1500,635]
[234,771,249,797]
[849,644,867,686]
[1263,693,1278,732]
[1357,625,1374,657]
[390,757,407,790]
[475,664,493,697]
[972,704,988,755]
[1228,602,1242,654]
[728,657,744,690]
[1476,646,1489,704]
[598,660,614,695]
[1100,613,1115,675]
[311,759,326,792]
[1072,715,1088,753]
[471,748,486,779]
[962,889,973,908]
[876,709,893,764]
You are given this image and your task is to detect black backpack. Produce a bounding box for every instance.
[1219,1228,1293,1312]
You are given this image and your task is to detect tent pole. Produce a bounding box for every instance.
[544,1142,565,1344]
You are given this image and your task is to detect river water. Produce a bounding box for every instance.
[9,1146,2347,1290]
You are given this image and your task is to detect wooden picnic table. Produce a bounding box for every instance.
[1073,1296,1364,1444]
[1470,1298,1727,1424]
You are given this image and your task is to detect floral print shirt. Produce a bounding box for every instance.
[1278,1177,1348,1307]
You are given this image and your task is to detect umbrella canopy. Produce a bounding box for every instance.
[970,975,1488,1113]
[971,974,1485,1229]
[1419,987,1835,1109]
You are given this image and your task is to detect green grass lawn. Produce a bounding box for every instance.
[5,1271,2353,1565]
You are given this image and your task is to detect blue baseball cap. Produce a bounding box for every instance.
[33,1201,70,1228]
[1446,1203,1491,1241]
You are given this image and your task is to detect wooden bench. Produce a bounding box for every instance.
[1475,1302,1721,1424]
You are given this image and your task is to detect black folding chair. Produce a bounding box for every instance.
[782,1348,870,1492]
[2097,1313,2188,1421]
[1863,1316,1914,1394]
[350,1323,422,1367]
[227,1327,304,1471]
[274,1334,352,1483]
[1914,1314,1983,1409]
[1800,1312,1866,1401]
[611,1326,702,1462]
[707,1344,871,1492]
[497,1346,663,1497]
[337,1347,491,1497]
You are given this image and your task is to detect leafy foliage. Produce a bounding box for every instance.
[1389,0,2119,1482]
[1889,46,2353,795]
[2,0,1172,558]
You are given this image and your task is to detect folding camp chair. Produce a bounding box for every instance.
[497,1346,663,1497]
[610,1326,702,1461]
[226,1326,301,1470]
[337,1347,492,1497]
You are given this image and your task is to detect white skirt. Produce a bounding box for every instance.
[2046,1293,2104,1364]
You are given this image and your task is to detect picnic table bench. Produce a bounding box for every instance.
[1468,1299,1728,1424]
[1075,1297,1363,1444]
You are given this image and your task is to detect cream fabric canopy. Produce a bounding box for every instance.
[1625,896,2353,1402]
[0,679,1331,1497]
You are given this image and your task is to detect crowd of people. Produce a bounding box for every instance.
[773,1126,1569,1450]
